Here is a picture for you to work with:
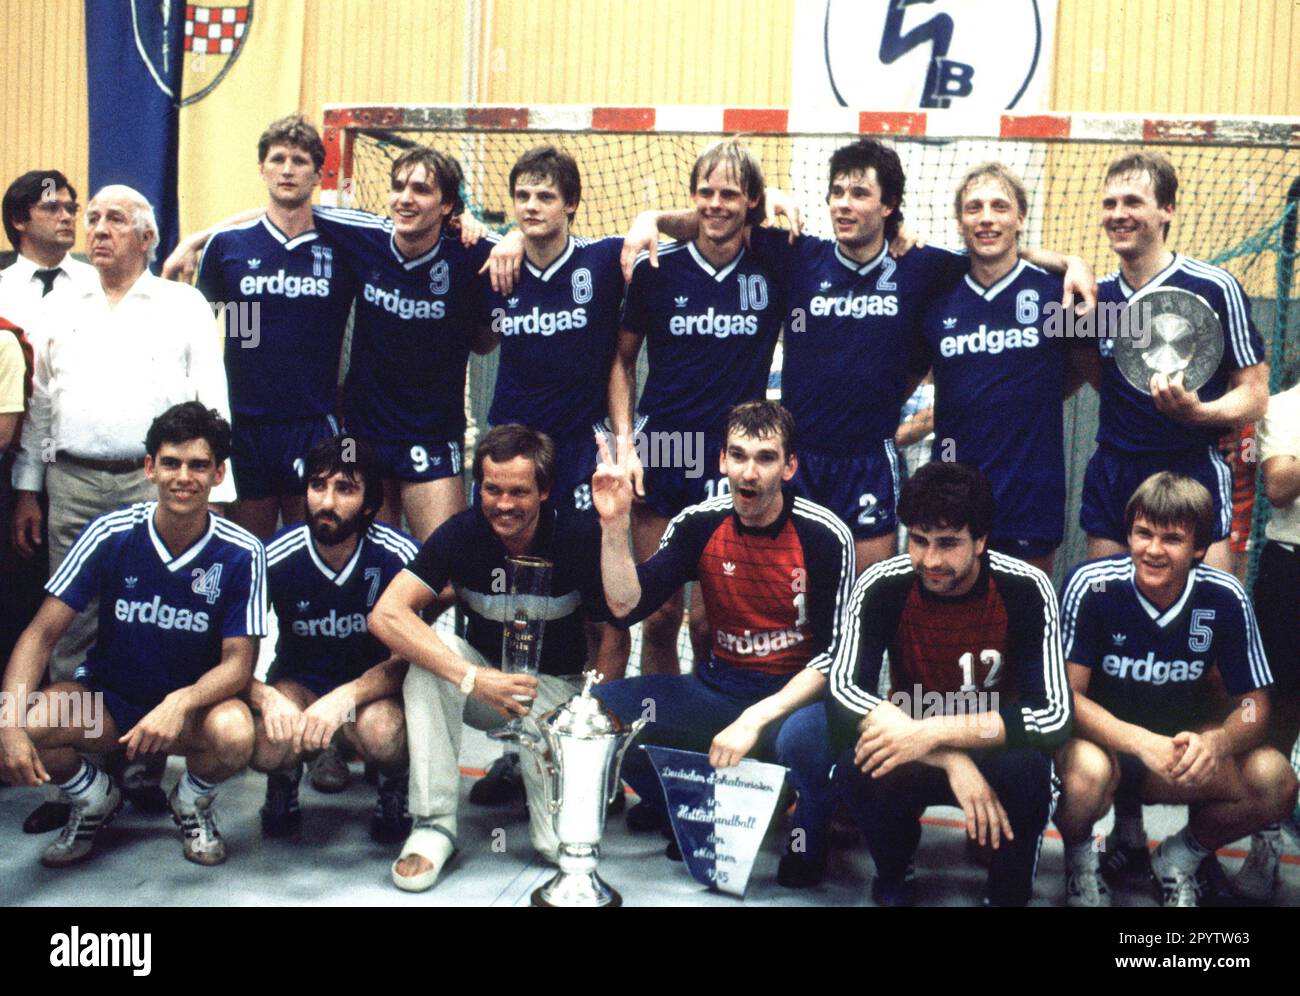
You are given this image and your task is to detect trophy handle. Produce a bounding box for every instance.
[607,717,649,807]
[513,728,562,815]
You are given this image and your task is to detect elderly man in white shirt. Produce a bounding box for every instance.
[11,184,234,678]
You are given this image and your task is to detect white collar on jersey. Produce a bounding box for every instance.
[260,215,319,252]
[833,241,888,276]
[524,237,575,282]
[306,531,364,587]
[687,241,744,282]
[1132,561,1197,627]
[1117,253,1180,299]
[964,258,1028,301]
[147,507,218,573]
[390,234,443,270]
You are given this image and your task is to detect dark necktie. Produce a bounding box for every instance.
[35,268,60,297]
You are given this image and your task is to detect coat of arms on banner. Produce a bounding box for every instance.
[130,0,254,106]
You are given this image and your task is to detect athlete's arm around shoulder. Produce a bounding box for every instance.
[163,208,264,281]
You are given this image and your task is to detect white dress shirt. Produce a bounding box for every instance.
[12,269,234,501]
[1257,383,1300,546]
[0,252,99,337]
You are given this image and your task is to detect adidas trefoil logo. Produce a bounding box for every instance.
[722,561,736,576]
[1111,632,1126,646]
[943,317,958,329]
[247,258,261,270]
[819,280,832,290]
[506,297,519,308]
[297,600,311,613]
[124,576,138,589]
[675,295,688,308]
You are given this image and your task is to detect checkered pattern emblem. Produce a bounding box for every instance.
[183,4,250,55]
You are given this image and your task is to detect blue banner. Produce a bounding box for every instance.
[85,0,185,262]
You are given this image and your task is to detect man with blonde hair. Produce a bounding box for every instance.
[1055,472,1296,907]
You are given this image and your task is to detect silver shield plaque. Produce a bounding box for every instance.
[1116,286,1225,395]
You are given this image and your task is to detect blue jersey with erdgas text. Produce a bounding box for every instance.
[265,520,418,690]
[1095,254,1264,455]
[48,504,267,708]
[483,236,623,436]
[312,207,492,443]
[196,216,357,419]
[622,242,783,434]
[1060,555,1271,737]
[920,261,1069,544]
[750,229,966,453]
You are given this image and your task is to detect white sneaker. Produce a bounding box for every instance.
[41,781,122,868]
[168,785,226,866]
[1151,842,1200,907]
[1231,831,1281,903]
[1066,848,1112,907]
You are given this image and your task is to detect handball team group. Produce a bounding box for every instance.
[0,112,1296,907]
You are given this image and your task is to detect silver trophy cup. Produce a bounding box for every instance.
[516,672,646,907]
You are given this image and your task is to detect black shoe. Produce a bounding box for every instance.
[1196,855,1241,908]
[665,839,682,862]
[260,766,302,838]
[871,862,916,907]
[23,801,70,835]
[626,801,668,834]
[121,755,169,814]
[369,771,413,844]
[778,848,827,889]
[468,753,524,807]
[1100,833,1157,895]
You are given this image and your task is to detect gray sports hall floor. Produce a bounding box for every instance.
[2,729,1297,908]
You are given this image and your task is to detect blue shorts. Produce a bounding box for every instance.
[791,442,900,540]
[230,414,340,500]
[1081,443,1232,545]
[641,427,727,521]
[554,426,602,513]
[363,435,463,484]
[265,666,338,699]
[73,669,150,736]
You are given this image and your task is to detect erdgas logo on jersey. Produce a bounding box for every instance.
[114,596,210,633]
[669,307,758,338]
[238,270,331,299]
[715,627,804,657]
[363,282,446,320]
[1101,651,1206,685]
[809,292,899,318]
[939,323,1040,357]
[493,305,588,337]
[291,609,369,638]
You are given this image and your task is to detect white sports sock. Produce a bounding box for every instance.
[1160,826,1210,875]
[176,769,217,809]
[1067,838,1097,870]
[58,759,109,804]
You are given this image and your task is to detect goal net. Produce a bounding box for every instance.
[323,104,1300,665]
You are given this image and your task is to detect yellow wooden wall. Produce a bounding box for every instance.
[1051,0,1300,115]
[0,0,89,253]
[4,0,1300,258]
